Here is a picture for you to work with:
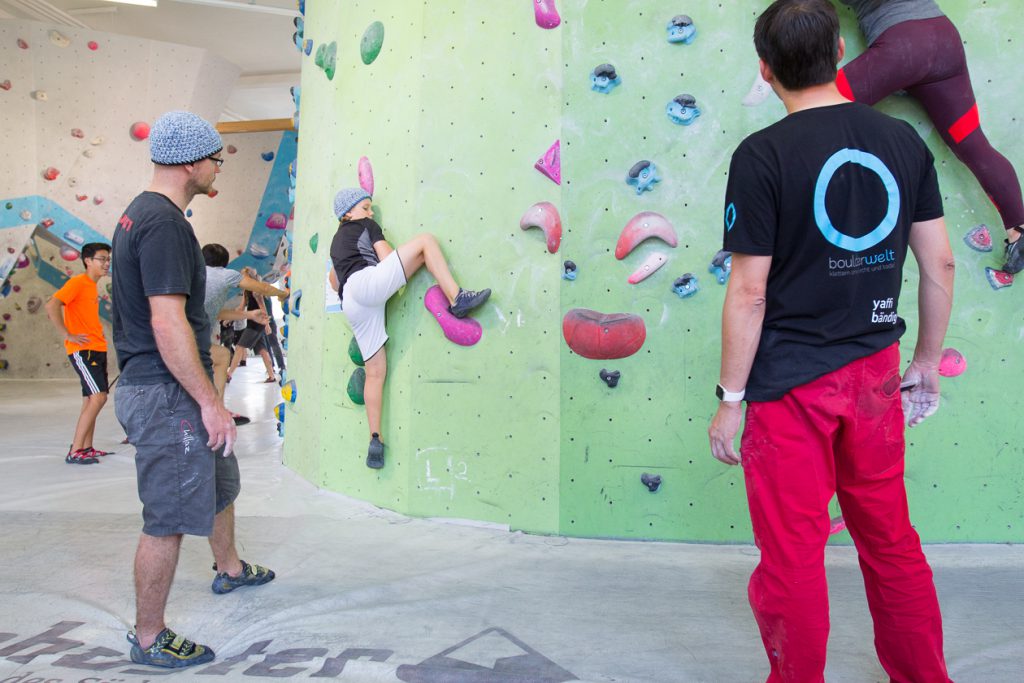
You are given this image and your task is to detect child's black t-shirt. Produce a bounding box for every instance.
[329,218,386,304]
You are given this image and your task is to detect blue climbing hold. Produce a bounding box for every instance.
[709,251,732,285]
[673,273,700,298]
[289,289,302,318]
[562,259,577,281]
[590,63,621,94]
[667,94,701,125]
[626,160,661,195]
[667,15,697,44]
[261,151,275,162]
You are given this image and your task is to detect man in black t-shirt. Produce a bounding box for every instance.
[707,2,955,681]
[111,111,275,670]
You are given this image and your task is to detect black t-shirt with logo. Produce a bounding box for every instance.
[723,102,943,401]
[329,217,386,303]
[111,191,212,384]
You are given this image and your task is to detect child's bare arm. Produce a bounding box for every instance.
[373,240,394,261]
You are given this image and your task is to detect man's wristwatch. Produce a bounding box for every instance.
[716,383,745,402]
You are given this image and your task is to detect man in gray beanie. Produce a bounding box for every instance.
[111,111,275,669]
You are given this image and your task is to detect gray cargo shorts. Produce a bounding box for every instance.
[115,382,240,537]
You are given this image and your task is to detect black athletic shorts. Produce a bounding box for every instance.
[68,350,109,396]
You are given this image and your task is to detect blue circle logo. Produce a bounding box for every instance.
[724,202,736,232]
[814,148,899,252]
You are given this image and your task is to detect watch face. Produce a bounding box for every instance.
[715,384,724,400]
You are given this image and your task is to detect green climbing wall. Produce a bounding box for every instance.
[287,0,1023,543]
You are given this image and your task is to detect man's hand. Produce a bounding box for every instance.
[277,288,290,301]
[264,324,272,335]
[200,399,236,456]
[65,333,90,345]
[709,402,744,465]
[245,310,270,325]
[901,359,941,427]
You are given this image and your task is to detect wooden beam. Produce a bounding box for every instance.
[216,118,295,134]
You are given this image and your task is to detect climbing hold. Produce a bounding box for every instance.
[590,63,621,94]
[533,0,561,28]
[0,80,10,91]
[348,336,365,366]
[87,40,99,50]
[27,295,42,314]
[48,30,70,47]
[322,41,338,80]
[261,151,275,162]
[562,309,646,360]
[227,144,237,154]
[666,15,697,44]
[92,196,103,205]
[31,90,47,101]
[70,128,84,138]
[42,167,60,181]
[59,246,79,261]
[5,247,12,253]
[281,324,288,340]
[90,136,104,146]
[274,402,286,423]
[667,94,700,125]
[641,473,662,492]
[12,285,20,293]
[626,160,660,194]
[265,212,288,230]
[347,367,366,405]
[206,188,218,198]
[616,212,678,259]
[186,209,193,217]
[519,201,562,253]
[562,260,577,281]
[672,273,699,298]
[292,16,304,52]
[358,156,374,195]
[742,71,772,107]
[130,121,150,141]
[361,21,385,65]
[963,224,992,252]
[1,314,9,321]
[985,267,1013,290]
[17,253,30,268]
[249,243,269,259]
[41,218,54,228]
[82,149,95,158]
[424,285,483,346]
[829,515,846,535]
[599,368,621,388]
[281,379,297,403]
[67,176,78,188]
[709,250,733,284]
[17,38,28,49]
[3,202,10,209]
[64,230,85,245]
[534,139,561,185]
[75,194,87,202]
[303,39,313,55]
[309,232,319,253]
[938,348,967,377]
[289,289,302,318]
[19,210,31,221]
[628,251,668,284]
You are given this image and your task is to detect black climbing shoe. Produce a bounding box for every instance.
[367,433,385,469]
[448,288,491,318]
[1003,227,1024,274]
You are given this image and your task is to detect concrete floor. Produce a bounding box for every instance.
[0,367,1021,682]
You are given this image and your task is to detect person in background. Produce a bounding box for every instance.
[225,267,278,384]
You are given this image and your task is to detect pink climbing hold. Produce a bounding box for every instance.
[265,212,288,229]
[87,41,98,50]
[534,139,560,185]
[0,80,11,91]
[70,128,84,138]
[17,253,30,268]
[627,251,668,284]
[59,246,80,261]
[616,211,678,259]
[519,201,561,253]
[227,144,237,154]
[985,267,1013,290]
[533,0,561,29]
[17,39,28,50]
[358,156,374,195]
[92,195,104,205]
[43,167,60,181]
[424,285,483,346]
[75,194,87,202]
[12,285,20,293]
[1,313,9,321]
[130,121,150,141]
[938,348,967,378]
[963,224,992,252]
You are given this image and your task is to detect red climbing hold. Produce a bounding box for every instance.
[130,121,150,141]
[70,128,84,138]
[227,144,237,154]
[207,189,219,198]
[75,194,87,202]
[43,167,60,181]
[0,80,11,91]
[17,39,28,49]
[87,41,99,50]
[562,308,646,360]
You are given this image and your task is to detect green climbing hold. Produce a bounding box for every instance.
[360,21,384,65]
[348,337,364,366]
[314,42,326,68]
[347,367,366,405]
[4,202,12,210]
[324,41,337,80]
[309,232,319,253]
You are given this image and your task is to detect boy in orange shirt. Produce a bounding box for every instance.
[45,242,112,464]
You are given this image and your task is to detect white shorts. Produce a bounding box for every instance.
[342,250,407,360]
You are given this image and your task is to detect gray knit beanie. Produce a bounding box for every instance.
[150,111,223,165]
[334,187,371,219]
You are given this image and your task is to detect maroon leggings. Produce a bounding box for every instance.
[838,16,1024,229]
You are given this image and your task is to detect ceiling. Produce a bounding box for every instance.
[0,0,303,120]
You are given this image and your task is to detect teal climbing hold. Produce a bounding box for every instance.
[289,289,302,318]
[348,337,364,366]
[361,21,384,65]
[309,232,318,253]
[347,367,366,405]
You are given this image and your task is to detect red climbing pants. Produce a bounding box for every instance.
[740,344,951,683]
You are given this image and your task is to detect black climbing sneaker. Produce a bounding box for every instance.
[448,288,491,318]
[367,433,385,469]
[211,560,276,594]
[127,627,214,669]
[232,414,251,426]
[1003,227,1024,274]
[66,448,99,465]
